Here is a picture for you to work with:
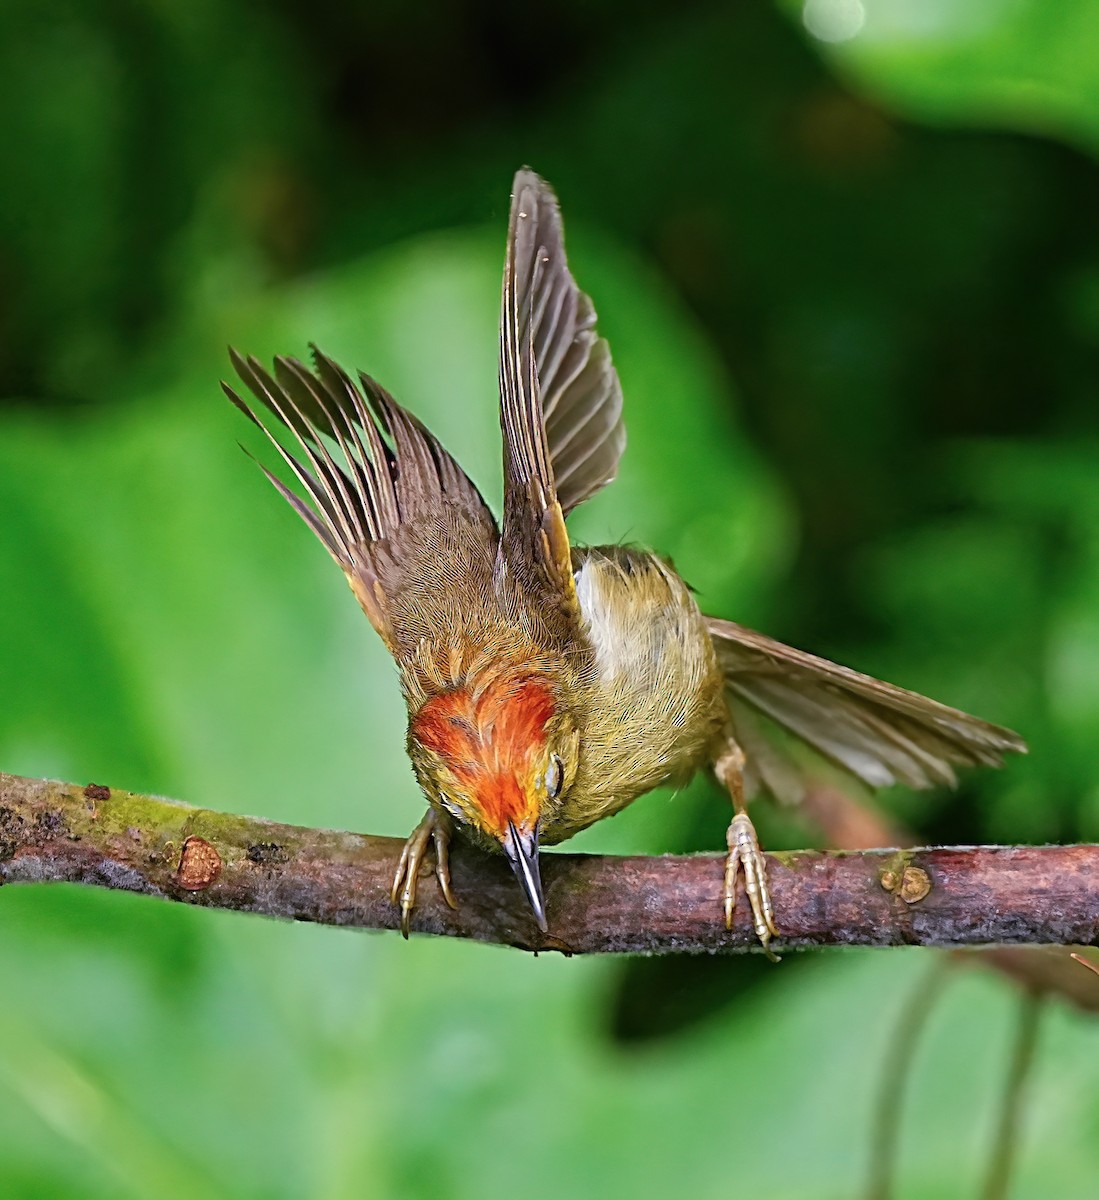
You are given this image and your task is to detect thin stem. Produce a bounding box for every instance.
[981,990,1043,1200]
[1070,952,1099,978]
[865,958,953,1200]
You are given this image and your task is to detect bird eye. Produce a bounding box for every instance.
[545,754,564,799]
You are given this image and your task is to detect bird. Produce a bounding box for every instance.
[223,167,1026,953]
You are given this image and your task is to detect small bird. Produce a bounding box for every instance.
[224,168,1026,951]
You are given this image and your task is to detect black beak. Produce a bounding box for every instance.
[503,821,547,932]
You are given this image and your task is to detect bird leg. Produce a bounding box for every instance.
[713,733,779,959]
[391,807,457,937]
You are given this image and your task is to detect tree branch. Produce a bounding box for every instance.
[1,771,1097,957]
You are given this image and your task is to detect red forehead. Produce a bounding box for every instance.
[411,676,554,833]
[412,676,554,761]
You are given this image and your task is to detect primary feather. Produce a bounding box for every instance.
[223,346,497,655]
[707,617,1026,804]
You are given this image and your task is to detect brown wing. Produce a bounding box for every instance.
[224,346,496,650]
[498,168,625,620]
[706,616,1027,804]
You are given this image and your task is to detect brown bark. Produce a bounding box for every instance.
[798,783,1099,1012]
[2,771,1098,962]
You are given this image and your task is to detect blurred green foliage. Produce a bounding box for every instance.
[2,0,1099,1196]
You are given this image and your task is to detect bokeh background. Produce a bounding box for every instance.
[2,0,1099,1196]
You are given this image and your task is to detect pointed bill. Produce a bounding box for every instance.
[503,820,548,933]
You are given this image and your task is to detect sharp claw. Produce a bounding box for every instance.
[392,809,458,933]
[437,867,457,910]
[723,840,741,931]
[433,825,458,910]
[398,863,417,939]
[724,811,780,960]
[391,839,413,905]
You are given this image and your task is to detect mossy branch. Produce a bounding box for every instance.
[2,772,1098,968]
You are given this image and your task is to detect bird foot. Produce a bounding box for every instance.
[391,808,457,937]
[724,811,779,961]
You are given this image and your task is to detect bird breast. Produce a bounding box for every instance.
[545,547,726,841]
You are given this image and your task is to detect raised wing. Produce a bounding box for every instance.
[498,169,625,618]
[707,616,1027,805]
[225,346,496,652]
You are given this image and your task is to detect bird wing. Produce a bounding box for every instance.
[225,346,497,652]
[498,168,625,622]
[706,616,1027,805]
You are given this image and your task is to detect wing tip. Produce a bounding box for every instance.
[512,165,552,196]
[510,167,562,238]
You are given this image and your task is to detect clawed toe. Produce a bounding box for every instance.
[724,811,779,960]
[391,808,456,936]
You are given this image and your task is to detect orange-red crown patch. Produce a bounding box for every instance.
[411,675,555,835]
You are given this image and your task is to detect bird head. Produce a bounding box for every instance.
[407,672,577,931]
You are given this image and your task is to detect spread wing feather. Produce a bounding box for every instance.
[498,169,626,625]
[503,168,625,516]
[706,616,1026,804]
[224,346,495,647]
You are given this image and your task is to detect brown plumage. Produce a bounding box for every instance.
[224,168,1026,948]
